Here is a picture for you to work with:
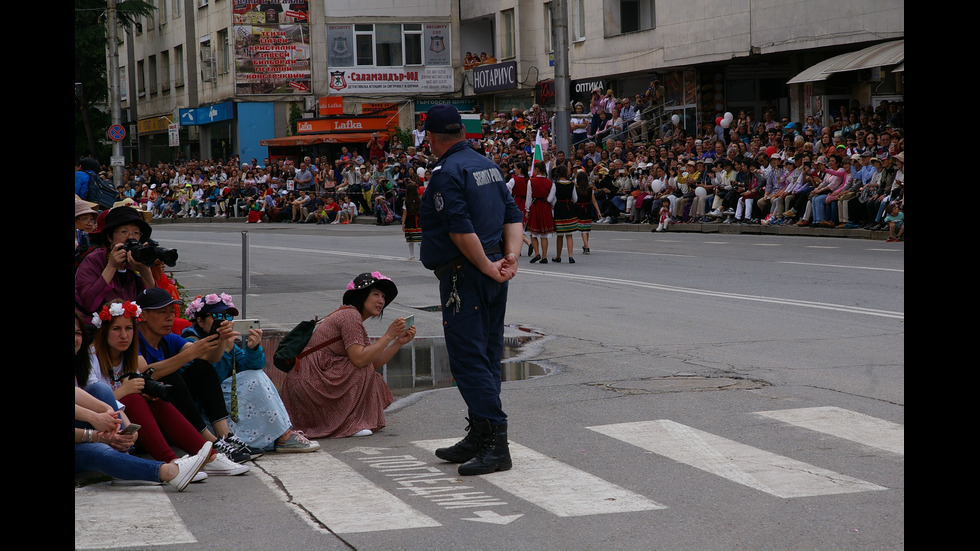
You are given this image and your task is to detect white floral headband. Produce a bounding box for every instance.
[185,293,235,319]
[91,301,142,329]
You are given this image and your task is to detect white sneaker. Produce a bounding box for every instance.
[351,429,373,437]
[169,441,212,491]
[202,452,250,476]
[192,471,208,483]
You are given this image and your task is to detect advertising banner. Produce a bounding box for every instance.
[234,1,311,95]
[327,67,453,95]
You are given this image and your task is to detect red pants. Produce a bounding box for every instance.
[120,394,210,463]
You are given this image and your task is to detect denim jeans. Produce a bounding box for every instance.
[75,442,162,482]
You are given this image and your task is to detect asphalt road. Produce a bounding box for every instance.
[75,223,904,551]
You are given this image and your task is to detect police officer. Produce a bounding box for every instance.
[419,105,524,476]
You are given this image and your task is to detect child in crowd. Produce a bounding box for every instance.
[654,201,671,232]
[884,202,904,242]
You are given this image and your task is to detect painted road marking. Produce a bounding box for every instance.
[779,261,903,273]
[413,439,666,516]
[258,451,440,534]
[519,270,904,319]
[75,484,196,549]
[753,407,904,455]
[356,452,509,510]
[587,420,887,498]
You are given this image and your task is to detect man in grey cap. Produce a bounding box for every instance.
[419,104,524,476]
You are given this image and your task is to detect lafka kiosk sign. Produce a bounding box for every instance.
[473,61,517,93]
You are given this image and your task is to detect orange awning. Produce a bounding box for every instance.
[260,132,376,146]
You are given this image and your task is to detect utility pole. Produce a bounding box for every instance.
[107,0,124,188]
[551,0,570,157]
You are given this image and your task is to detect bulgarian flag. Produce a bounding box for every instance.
[533,143,543,163]
[461,114,483,139]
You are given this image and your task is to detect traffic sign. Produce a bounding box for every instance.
[107,124,126,141]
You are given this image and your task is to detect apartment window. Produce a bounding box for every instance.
[604,0,655,36]
[544,3,553,53]
[173,0,181,18]
[174,45,184,86]
[137,59,145,96]
[200,37,215,82]
[159,0,167,26]
[354,24,424,67]
[574,0,586,40]
[146,0,155,27]
[404,24,422,65]
[501,9,515,59]
[148,54,157,94]
[217,28,230,74]
[161,50,171,92]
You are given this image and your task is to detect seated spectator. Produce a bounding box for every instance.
[75,206,157,314]
[279,272,415,438]
[84,299,245,476]
[181,293,319,453]
[134,289,254,465]
[75,198,98,252]
[884,202,904,242]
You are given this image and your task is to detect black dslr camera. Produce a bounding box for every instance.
[122,238,179,267]
[122,368,174,401]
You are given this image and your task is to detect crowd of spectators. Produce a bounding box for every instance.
[76,97,904,239]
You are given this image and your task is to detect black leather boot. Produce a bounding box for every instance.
[435,417,482,463]
[458,420,512,476]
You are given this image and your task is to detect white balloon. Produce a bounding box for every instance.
[720,118,731,129]
[695,186,707,198]
[724,112,733,121]
[671,114,680,125]
[652,179,663,193]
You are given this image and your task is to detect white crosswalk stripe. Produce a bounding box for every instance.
[75,484,196,549]
[258,451,441,534]
[412,439,666,516]
[753,406,904,455]
[76,407,899,545]
[587,419,888,498]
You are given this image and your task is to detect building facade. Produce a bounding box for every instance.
[114,0,904,163]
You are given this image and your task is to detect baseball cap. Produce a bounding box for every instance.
[423,105,463,134]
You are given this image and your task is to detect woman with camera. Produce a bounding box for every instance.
[83,299,247,476]
[75,206,157,314]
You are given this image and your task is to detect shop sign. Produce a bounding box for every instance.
[178,102,234,126]
[327,67,453,95]
[472,61,517,93]
[296,117,390,134]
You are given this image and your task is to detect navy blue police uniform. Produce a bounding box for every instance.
[420,139,523,428]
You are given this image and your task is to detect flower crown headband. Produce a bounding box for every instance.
[347,271,392,291]
[91,301,142,329]
[185,293,235,319]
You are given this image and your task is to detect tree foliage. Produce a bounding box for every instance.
[75,0,155,163]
